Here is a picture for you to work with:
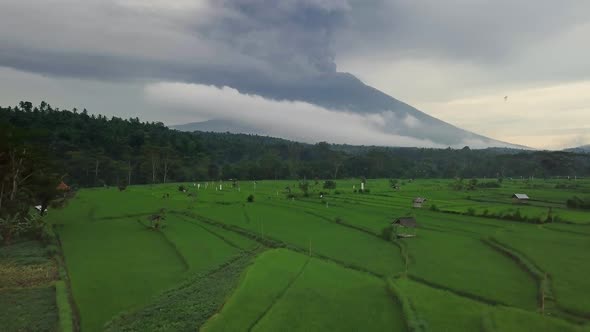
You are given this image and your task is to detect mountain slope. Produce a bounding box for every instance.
[564,145,590,153]
[173,72,521,149]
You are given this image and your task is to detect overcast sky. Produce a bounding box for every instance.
[1,0,589,149]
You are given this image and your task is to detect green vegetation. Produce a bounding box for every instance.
[55,218,187,331]
[204,249,406,332]
[4,172,590,330]
[55,281,74,332]
[3,102,590,195]
[202,249,309,331]
[105,250,259,332]
[0,239,66,332]
[0,286,59,332]
[395,278,586,332]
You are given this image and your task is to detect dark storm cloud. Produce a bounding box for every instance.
[201,0,350,75]
[340,0,590,64]
[2,0,588,89]
[0,0,350,83]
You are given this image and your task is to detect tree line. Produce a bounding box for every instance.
[3,101,590,243]
[3,101,590,189]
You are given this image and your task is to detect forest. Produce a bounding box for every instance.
[2,100,590,224]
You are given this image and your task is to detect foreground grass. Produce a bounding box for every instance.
[405,229,538,309]
[105,250,259,332]
[202,249,309,331]
[204,249,406,332]
[253,254,407,332]
[495,228,590,316]
[395,278,585,332]
[0,286,59,332]
[0,239,61,332]
[57,219,187,332]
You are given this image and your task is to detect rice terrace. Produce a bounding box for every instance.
[5,175,590,331]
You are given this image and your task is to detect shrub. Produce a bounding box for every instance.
[380,225,393,241]
[323,180,336,189]
[429,204,439,212]
[566,196,590,210]
[247,194,255,203]
[45,244,59,256]
[118,184,127,191]
[178,185,186,192]
[298,181,309,197]
[477,181,501,188]
[466,208,476,216]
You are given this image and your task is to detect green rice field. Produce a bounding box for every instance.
[44,178,590,331]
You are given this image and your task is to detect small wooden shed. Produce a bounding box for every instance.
[392,217,418,238]
[413,197,427,208]
[512,193,529,204]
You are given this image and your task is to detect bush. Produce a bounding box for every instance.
[323,180,336,189]
[178,185,186,192]
[45,244,59,256]
[566,196,590,210]
[429,204,439,212]
[380,225,393,241]
[118,184,127,191]
[247,194,255,203]
[477,181,501,188]
[298,181,309,197]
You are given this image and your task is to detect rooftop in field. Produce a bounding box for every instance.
[393,217,418,228]
[512,194,530,200]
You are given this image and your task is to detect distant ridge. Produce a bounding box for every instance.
[564,145,590,153]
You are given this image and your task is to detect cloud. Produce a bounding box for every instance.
[0,0,349,83]
[338,1,590,64]
[145,82,447,147]
[1,0,588,149]
[416,80,590,149]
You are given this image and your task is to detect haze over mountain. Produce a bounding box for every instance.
[170,72,517,148]
[0,1,588,149]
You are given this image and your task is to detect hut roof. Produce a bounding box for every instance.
[392,217,417,228]
[512,193,529,200]
[56,181,70,191]
[413,197,426,203]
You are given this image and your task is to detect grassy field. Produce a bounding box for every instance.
[395,278,587,332]
[203,249,406,332]
[0,240,61,332]
[41,178,590,331]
